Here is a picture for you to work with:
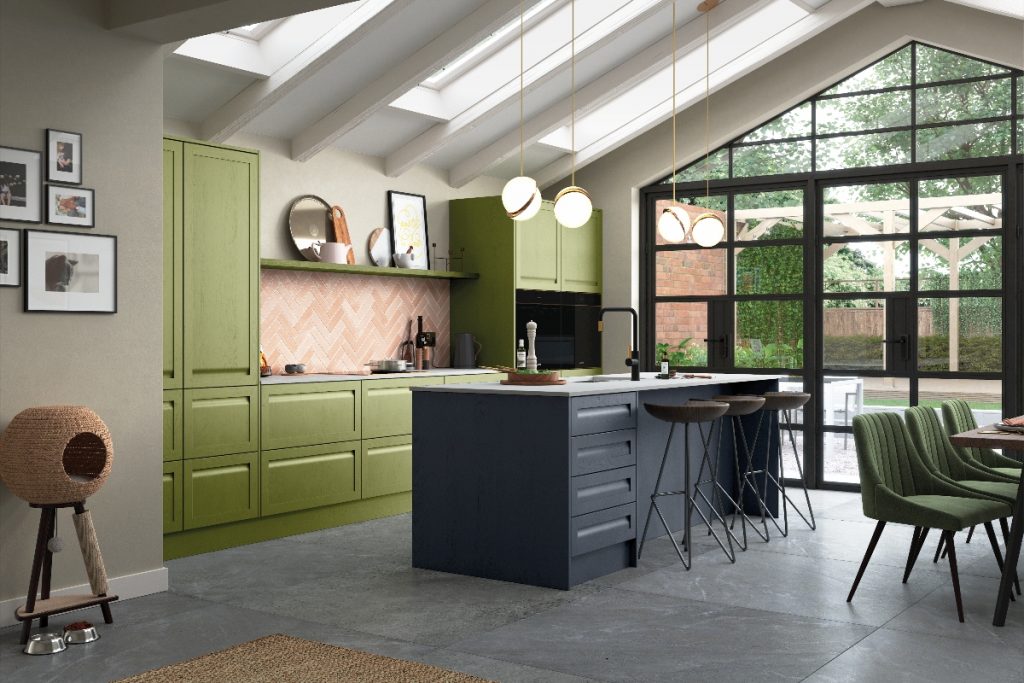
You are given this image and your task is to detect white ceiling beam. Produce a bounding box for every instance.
[200,0,409,143]
[941,0,1024,20]
[532,0,873,188]
[385,0,671,179]
[447,0,768,188]
[290,0,547,163]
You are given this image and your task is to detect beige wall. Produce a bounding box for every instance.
[549,0,1024,369]
[0,0,165,607]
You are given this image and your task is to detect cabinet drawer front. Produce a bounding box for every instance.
[163,390,184,461]
[571,503,636,557]
[571,466,636,517]
[362,377,444,439]
[261,441,360,516]
[570,393,637,436]
[163,461,183,534]
[362,435,413,499]
[261,382,360,449]
[183,452,259,529]
[185,387,259,458]
[571,429,636,476]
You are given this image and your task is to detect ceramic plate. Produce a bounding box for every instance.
[995,422,1024,433]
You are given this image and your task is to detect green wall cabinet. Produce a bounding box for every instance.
[361,376,444,439]
[163,140,184,390]
[261,441,361,516]
[184,386,259,459]
[163,389,183,461]
[560,211,602,294]
[183,452,259,530]
[514,204,560,291]
[261,381,360,450]
[362,435,413,499]
[163,461,183,534]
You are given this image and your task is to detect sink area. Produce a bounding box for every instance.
[577,372,661,383]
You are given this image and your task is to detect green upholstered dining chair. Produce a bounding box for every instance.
[848,412,1012,622]
[942,399,1022,481]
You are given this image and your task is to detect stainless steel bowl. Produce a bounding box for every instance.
[377,359,407,372]
[64,623,100,644]
[24,632,66,655]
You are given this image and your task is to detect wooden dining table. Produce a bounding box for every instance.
[949,425,1024,627]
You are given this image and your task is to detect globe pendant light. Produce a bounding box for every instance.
[657,0,691,244]
[553,0,592,229]
[692,0,725,248]
[502,1,542,221]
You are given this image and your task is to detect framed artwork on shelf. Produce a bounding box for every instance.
[45,129,82,185]
[0,228,21,287]
[0,146,42,224]
[24,229,116,313]
[46,184,94,227]
[387,190,429,270]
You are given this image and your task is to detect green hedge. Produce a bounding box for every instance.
[823,335,1000,372]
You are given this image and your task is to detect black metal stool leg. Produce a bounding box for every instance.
[638,424,676,561]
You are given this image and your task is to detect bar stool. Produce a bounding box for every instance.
[712,395,770,550]
[638,400,733,570]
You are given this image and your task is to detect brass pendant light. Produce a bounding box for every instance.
[552,0,593,229]
[501,0,542,221]
[691,0,725,248]
[657,0,691,243]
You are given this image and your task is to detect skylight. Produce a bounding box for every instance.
[224,19,282,41]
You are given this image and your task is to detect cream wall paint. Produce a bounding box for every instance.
[0,0,165,605]
[547,0,1024,370]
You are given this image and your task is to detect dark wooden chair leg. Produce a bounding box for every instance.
[965,525,975,544]
[998,517,1022,596]
[19,507,53,645]
[945,531,964,623]
[903,527,929,584]
[848,520,885,602]
[984,522,1014,602]
[933,533,945,563]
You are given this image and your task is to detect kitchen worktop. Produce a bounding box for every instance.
[260,368,501,384]
[412,372,784,396]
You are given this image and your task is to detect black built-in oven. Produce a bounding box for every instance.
[515,290,601,370]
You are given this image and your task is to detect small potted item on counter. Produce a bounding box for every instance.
[284,363,306,375]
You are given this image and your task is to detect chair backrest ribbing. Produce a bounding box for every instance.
[905,405,967,480]
[852,412,934,517]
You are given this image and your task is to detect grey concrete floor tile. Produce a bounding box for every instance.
[803,626,1024,683]
[418,649,601,683]
[616,547,943,626]
[448,588,872,683]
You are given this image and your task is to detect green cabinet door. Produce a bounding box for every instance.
[515,204,560,291]
[261,441,361,516]
[163,139,183,389]
[261,382,360,450]
[163,461,183,534]
[560,210,602,293]
[362,435,413,499]
[184,386,259,459]
[361,376,444,439]
[183,143,259,388]
[183,452,259,529]
[163,389,183,461]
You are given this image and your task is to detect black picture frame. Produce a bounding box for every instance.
[0,146,42,224]
[387,190,430,270]
[24,229,117,313]
[46,184,95,228]
[45,129,83,185]
[0,227,21,287]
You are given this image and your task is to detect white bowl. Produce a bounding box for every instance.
[393,253,417,268]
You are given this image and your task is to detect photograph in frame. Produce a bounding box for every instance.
[0,146,42,223]
[387,191,429,270]
[0,227,21,286]
[46,129,83,185]
[25,229,116,312]
[46,184,95,228]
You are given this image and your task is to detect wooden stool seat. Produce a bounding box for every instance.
[713,395,766,417]
[762,391,810,412]
[645,400,728,424]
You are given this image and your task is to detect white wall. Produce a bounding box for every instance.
[548,0,1024,369]
[0,0,166,613]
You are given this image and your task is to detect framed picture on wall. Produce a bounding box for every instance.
[387,190,429,270]
[46,185,95,227]
[24,229,116,313]
[46,129,83,185]
[0,146,42,224]
[0,228,21,287]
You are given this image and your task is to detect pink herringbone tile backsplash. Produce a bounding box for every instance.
[260,269,451,373]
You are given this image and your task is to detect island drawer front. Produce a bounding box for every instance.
[570,393,637,436]
[571,502,636,557]
[571,466,636,517]
[261,382,361,450]
[571,429,636,476]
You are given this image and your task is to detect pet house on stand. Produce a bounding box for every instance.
[0,406,119,644]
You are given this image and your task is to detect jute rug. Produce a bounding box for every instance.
[115,634,494,683]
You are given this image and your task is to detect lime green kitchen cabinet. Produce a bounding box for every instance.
[260,441,361,516]
[163,389,183,461]
[163,140,184,390]
[361,376,444,439]
[261,382,360,450]
[515,204,560,291]
[560,211,602,294]
[163,461,183,534]
[362,435,413,499]
[184,386,259,459]
[183,452,259,530]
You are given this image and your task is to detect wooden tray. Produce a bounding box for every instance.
[500,371,566,386]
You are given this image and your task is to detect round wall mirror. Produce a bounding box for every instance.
[288,195,332,257]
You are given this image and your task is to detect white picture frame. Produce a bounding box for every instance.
[25,229,116,313]
[0,146,42,224]
[0,228,21,287]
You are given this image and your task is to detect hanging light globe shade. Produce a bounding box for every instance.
[657,205,691,243]
[691,212,725,247]
[553,185,592,229]
[501,176,542,221]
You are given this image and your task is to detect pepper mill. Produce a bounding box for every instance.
[526,320,538,371]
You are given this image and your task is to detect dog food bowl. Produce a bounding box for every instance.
[64,621,100,644]
[24,632,66,655]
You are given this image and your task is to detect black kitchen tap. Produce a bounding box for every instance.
[597,307,640,381]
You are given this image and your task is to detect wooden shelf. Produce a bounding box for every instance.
[260,259,478,280]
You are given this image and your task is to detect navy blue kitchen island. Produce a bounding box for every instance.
[411,373,782,589]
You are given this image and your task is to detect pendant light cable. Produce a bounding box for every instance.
[703,8,711,203]
[570,0,576,186]
[519,0,525,177]
[670,0,677,205]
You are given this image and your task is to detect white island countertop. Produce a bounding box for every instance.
[417,372,784,397]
